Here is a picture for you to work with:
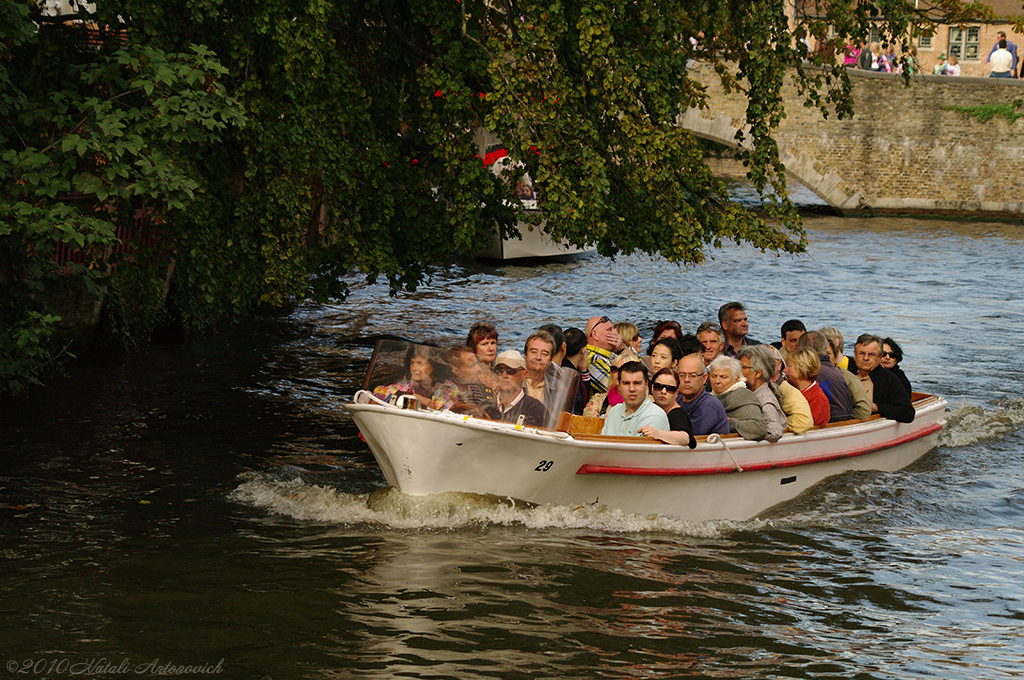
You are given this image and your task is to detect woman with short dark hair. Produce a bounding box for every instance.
[637,368,695,448]
[881,337,912,397]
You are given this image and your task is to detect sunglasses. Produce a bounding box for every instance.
[652,382,679,393]
[493,365,522,375]
[880,351,897,358]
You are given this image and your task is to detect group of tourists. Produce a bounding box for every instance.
[843,41,921,74]
[842,32,1020,78]
[371,302,916,447]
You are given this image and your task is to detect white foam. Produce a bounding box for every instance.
[230,475,747,536]
[939,398,1024,448]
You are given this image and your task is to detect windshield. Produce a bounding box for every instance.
[363,339,576,429]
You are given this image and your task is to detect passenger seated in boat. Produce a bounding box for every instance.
[880,337,912,397]
[485,350,547,427]
[645,320,683,356]
[738,345,787,442]
[851,334,915,423]
[771,319,805,362]
[584,351,633,417]
[819,326,850,371]
[785,349,830,427]
[523,330,569,413]
[615,322,643,355]
[675,354,730,436]
[467,322,499,388]
[541,324,587,416]
[600,362,669,437]
[797,331,854,422]
[650,337,683,374]
[696,321,726,366]
[799,330,870,420]
[708,356,767,441]
[372,345,459,410]
[584,315,621,395]
[446,346,496,412]
[563,327,590,415]
[638,368,696,448]
[768,346,813,435]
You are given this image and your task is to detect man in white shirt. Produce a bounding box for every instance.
[986,31,1018,77]
[990,39,1013,78]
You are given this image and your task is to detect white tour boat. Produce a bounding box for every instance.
[346,340,947,522]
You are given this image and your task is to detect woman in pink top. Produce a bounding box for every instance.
[843,43,860,67]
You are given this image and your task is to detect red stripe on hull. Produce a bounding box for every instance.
[576,423,942,477]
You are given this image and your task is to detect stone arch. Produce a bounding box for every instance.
[677,108,862,212]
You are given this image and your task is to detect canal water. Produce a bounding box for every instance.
[3,208,1024,678]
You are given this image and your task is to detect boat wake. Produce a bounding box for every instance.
[230,473,745,536]
[939,397,1024,448]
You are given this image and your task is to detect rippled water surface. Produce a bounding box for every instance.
[3,213,1024,679]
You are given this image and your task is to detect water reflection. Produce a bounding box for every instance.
[4,214,1024,679]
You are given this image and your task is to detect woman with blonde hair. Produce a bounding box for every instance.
[785,349,829,427]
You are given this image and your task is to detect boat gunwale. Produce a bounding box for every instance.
[347,391,947,457]
[576,421,943,477]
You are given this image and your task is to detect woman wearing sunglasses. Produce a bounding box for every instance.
[880,338,912,397]
[638,368,696,448]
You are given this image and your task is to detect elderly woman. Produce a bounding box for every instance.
[881,337,912,397]
[638,368,696,448]
[708,355,767,441]
[737,345,787,443]
[373,345,458,410]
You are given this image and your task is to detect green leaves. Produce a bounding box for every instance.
[2,0,973,393]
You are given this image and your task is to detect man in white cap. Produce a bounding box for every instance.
[485,349,548,427]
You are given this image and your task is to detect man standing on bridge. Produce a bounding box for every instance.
[987,31,1018,77]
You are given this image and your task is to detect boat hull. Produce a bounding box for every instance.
[475,211,596,263]
[347,394,946,522]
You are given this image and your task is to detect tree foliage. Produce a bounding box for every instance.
[2,0,975,393]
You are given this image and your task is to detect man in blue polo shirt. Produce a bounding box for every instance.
[601,362,669,436]
[676,354,730,436]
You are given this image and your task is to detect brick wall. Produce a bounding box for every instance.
[685,63,1024,214]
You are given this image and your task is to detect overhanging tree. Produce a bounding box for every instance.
[2,0,986,393]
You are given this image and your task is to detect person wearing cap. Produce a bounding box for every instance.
[933,53,947,76]
[600,361,669,437]
[485,349,547,428]
[584,315,621,396]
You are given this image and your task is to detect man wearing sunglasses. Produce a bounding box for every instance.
[601,362,669,437]
[584,315,622,396]
[485,350,548,428]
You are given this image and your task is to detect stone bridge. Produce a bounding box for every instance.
[681,62,1024,214]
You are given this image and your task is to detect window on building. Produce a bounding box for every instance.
[919,35,932,49]
[949,26,980,60]
[869,27,882,45]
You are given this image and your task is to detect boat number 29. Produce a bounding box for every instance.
[534,460,554,472]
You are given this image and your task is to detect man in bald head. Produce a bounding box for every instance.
[584,315,621,396]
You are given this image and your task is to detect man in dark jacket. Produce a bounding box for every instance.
[486,350,548,427]
[852,334,915,423]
